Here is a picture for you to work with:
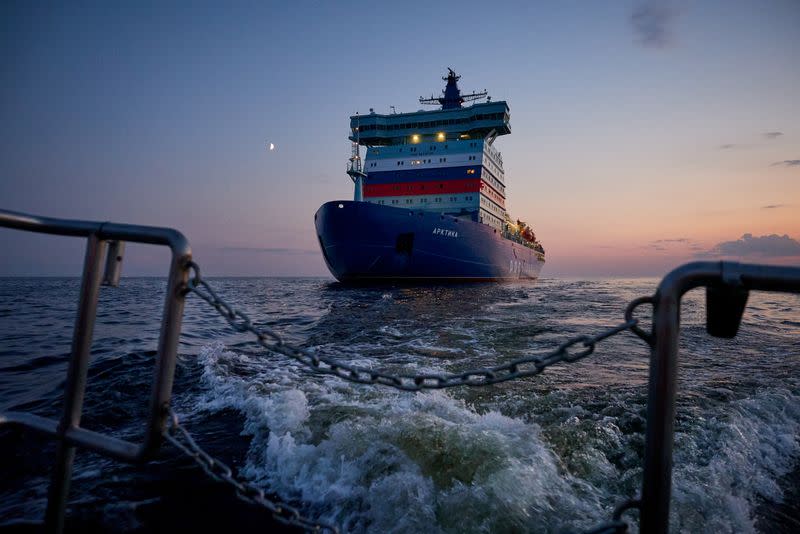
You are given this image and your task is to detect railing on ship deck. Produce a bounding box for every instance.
[1,207,799,534]
[0,209,192,533]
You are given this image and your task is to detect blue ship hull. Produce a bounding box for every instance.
[315,201,545,282]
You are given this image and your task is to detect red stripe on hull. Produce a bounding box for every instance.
[364,179,482,197]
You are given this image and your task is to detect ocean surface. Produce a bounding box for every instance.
[0,277,798,533]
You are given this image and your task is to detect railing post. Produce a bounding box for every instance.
[637,261,800,533]
[43,233,107,533]
[102,240,125,287]
[640,287,681,533]
[142,247,189,455]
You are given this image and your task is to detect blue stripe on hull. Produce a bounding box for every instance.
[314,201,544,283]
[366,166,481,184]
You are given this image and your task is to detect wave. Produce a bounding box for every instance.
[193,339,800,534]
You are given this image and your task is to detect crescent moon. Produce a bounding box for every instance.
[269,142,275,151]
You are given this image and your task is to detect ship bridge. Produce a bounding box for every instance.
[349,101,510,146]
[350,68,509,146]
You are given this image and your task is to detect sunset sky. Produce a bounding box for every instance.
[1,1,798,277]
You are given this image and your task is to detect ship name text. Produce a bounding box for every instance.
[433,228,458,238]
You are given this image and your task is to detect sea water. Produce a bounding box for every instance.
[0,277,798,533]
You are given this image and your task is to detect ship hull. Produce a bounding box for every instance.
[315,201,544,283]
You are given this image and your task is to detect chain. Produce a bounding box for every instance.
[182,261,651,391]
[164,408,338,533]
[172,261,653,533]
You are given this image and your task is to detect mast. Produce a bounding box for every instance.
[419,68,488,110]
[347,113,367,201]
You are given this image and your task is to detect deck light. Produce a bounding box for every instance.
[411,134,420,143]
[436,132,445,141]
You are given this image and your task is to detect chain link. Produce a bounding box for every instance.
[164,408,338,533]
[182,261,650,391]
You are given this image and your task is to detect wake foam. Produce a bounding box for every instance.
[195,342,799,533]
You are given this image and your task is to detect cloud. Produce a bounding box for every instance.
[771,160,800,167]
[720,132,783,150]
[631,2,678,48]
[761,204,786,209]
[645,237,698,253]
[653,238,690,243]
[220,246,318,255]
[698,233,800,259]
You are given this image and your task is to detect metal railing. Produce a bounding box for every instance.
[638,261,800,533]
[0,209,192,532]
[1,207,799,533]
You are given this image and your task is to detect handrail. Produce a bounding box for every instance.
[0,208,192,533]
[0,208,190,253]
[639,261,800,533]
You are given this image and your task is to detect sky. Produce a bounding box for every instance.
[1,0,798,277]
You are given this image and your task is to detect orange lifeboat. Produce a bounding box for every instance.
[521,227,535,243]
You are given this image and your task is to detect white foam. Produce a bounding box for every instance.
[193,342,800,533]
[670,388,800,533]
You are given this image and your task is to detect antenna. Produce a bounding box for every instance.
[390,105,396,114]
[419,69,488,110]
